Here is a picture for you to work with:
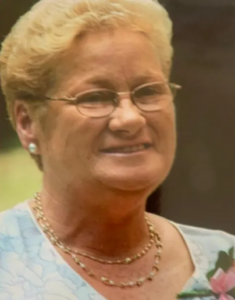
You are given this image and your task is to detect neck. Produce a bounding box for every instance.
[33,184,154,259]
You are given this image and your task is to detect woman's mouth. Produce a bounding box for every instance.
[101,143,151,154]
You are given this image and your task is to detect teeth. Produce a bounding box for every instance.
[109,144,147,153]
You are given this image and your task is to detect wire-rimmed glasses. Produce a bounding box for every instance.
[45,81,181,118]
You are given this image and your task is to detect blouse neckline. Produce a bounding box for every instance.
[25,200,207,299]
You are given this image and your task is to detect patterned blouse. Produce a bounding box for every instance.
[0,202,234,300]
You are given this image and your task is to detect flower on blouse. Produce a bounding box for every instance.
[210,268,235,300]
[177,247,235,299]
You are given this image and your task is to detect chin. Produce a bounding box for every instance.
[108,179,159,192]
[93,150,174,192]
[97,165,169,192]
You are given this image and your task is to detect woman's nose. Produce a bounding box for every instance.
[108,96,146,135]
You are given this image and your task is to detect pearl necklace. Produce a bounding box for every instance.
[32,192,163,288]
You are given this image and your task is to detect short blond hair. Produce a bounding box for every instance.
[0,0,173,127]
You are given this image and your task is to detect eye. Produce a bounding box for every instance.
[76,90,114,104]
[134,84,168,98]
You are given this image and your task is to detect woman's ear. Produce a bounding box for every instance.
[14,100,40,155]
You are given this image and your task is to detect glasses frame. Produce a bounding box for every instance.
[44,81,182,118]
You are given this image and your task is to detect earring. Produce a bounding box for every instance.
[28,143,38,154]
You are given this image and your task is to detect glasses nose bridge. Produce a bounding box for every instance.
[112,90,143,120]
[115,90,134,105]
[118,90,131,95]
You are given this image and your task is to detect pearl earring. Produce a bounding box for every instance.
[28,143,37,154]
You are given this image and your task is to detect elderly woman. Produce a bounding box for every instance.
[0,0,234,299]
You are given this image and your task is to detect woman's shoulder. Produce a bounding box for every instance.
[0,201,35,237]
[149,213,235,262]
[0,201,29,218]
[171,221,235,274]
[170,223,235,298]
[174,221,235,246]
[149,213,235,246]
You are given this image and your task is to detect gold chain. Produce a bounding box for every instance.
[32,192,163,288]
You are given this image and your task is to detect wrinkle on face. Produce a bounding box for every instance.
[54,29,165,98]
[38,29,176,194]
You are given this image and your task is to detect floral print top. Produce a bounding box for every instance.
[0,201,234,300]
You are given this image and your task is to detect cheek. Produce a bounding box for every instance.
[150,105,176,140]
[148,106,176,164]
[162,102,176,132]
[41,107,106,165]
[166,106,176,137]
[38,107,79,162]
[163,105,176,147]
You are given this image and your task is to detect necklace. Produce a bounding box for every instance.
[32,192,163,288]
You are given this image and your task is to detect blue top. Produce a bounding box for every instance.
[0,202,234,300]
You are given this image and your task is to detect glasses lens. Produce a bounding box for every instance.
[76,90,116,117]
[133,82,172,112]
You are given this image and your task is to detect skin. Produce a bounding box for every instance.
[15,30,193,299]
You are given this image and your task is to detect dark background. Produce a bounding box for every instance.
[1,0,235,233]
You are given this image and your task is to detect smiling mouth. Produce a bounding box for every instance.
[101,144,151,154]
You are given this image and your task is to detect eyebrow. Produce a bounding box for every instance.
[84,72,164,87]
[131,73,165,86]
[86,77,114,88]
[67,71,165,96]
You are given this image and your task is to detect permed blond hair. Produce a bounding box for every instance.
[0,0,173,128]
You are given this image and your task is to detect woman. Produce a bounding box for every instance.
[0,0,234,299]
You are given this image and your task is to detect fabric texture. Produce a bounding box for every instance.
[0,202,234,300]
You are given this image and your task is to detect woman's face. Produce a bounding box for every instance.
[37,29,176,192]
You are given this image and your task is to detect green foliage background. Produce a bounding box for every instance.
[0,147,41,211]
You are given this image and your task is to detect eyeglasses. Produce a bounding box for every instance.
[45,81,181,118]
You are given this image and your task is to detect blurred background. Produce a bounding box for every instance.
[0,0,235,233]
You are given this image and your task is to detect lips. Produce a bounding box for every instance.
[101,143,151,154]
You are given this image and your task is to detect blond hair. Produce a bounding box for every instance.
[0,0,173,127]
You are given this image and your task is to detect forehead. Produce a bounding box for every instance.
[55,29,164,92]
